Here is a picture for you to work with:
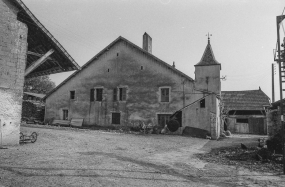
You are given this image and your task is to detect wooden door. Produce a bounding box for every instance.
[248,118,265,135]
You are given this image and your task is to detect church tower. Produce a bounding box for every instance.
[194,36,221,95]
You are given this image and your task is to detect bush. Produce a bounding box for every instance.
[267,132,283,154]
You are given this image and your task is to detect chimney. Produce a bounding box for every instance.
[143,32,152,54]
[172,61,175,68]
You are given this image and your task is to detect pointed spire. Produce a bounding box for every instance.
[195,35,220,66]
[207,32,211,44]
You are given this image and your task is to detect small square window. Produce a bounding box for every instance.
[70,91,75,100]
[112,113,120,124]
[200,98,205,108]
[160,88,170,102]
[96,88,103,101]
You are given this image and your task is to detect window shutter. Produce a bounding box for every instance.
[113,88,117,101]
[122,88,127,101]
[90,89,94,101]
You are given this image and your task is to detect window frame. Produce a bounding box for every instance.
[95,88,103,101]
[93,87,104,102]
[111,112,121,125]
[70,90,76,100]
[159,87,171,103]
[62,109,68,120]
[115,86,128,102]
[200,98,205,108]
[157,113,172,127]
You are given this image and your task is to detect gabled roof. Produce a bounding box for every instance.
[11,0,80,77]
[195,39,221,67]
[221,89,270,111]
[44,36,194,100]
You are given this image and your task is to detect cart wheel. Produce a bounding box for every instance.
[31,132,37,143]
[19,132,24,142]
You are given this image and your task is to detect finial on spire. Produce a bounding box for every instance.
[206,32,212,44]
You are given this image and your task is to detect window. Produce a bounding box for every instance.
[70,91,75,100]
[236,118,248,123]
[119,87,127,101]
[157,114,172,127]
[200,98,205,108]
[141,66,144,70]
[63,109,68,120]
[113,88,117,101]
[160,88,170,102]
[112,113,120,124]
[90,88,94,102]
[96,88,103,101]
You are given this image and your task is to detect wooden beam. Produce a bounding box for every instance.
[27,51,53,61]
[25,49,54,77]
[25,67,62,78]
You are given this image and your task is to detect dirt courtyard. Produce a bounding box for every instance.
[0,125,284,187]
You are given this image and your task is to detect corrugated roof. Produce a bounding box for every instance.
[221,89,270,111]
[195,40,221,67]
[43,36,194,100]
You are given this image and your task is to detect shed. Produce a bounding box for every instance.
[221,88,270,134]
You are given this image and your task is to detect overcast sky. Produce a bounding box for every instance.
[22,0,285,100]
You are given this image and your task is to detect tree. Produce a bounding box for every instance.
[24,75,56,94]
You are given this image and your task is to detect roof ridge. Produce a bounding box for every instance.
[44,36,194,100]
[222,89,260,92]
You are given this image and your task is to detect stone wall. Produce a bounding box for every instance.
[266,109,280,137]
[0,0,28,145]
[45,40,195,128]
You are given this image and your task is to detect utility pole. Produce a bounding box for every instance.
[276,15,285,174]
[272,64,275,102]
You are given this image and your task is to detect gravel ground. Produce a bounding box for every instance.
[0,125,284,187]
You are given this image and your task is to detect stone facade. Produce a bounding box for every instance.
[45,36,222,139]
[0,0,28,145]
[45,38,193,127]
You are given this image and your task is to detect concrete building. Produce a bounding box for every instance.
[0,0,79,145]
[221,88,270,135]
[44,33,222,139]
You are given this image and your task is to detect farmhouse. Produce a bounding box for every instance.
[221,88,270,135]
[44,33,222,139]
[0,0,79,145]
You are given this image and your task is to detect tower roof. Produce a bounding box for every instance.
[195,39,220,67]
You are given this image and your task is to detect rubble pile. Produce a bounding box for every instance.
[197,146,283,173]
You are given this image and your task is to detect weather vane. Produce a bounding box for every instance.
[206,33,212,43]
